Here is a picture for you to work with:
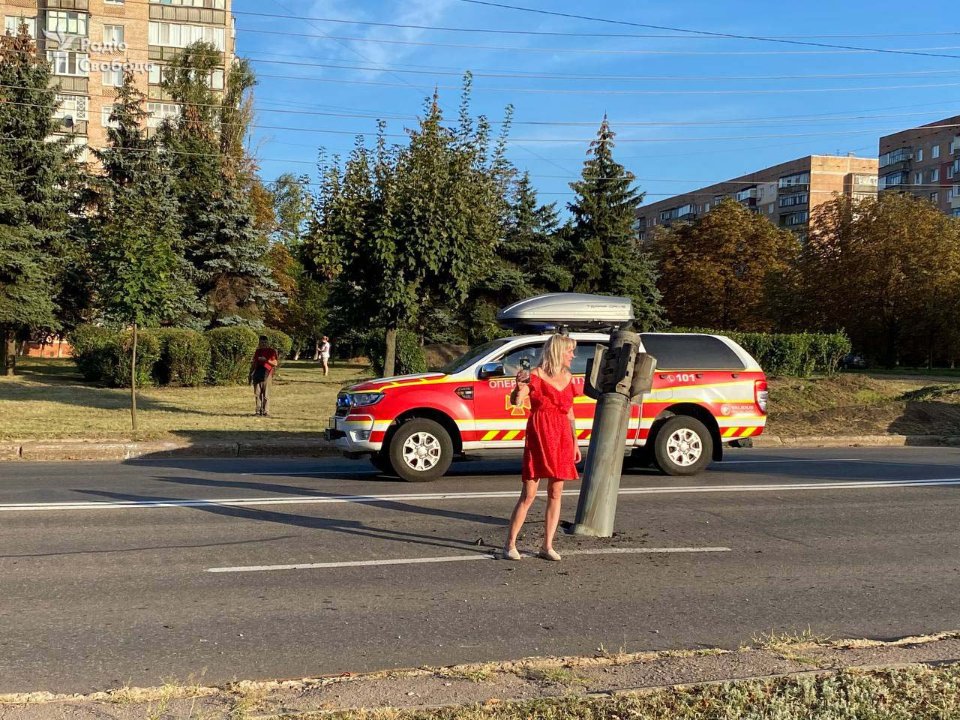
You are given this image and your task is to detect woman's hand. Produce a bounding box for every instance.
[574,445,582,464]
[516,368,531,385]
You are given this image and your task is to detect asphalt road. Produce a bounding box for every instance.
[1,446,959,694]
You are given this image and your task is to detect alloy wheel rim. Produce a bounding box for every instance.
[665,428,702,467]
[402,431,442,471]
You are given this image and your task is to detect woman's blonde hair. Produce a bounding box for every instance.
[538,334,576,377]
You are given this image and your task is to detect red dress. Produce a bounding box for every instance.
[521,373,580,481]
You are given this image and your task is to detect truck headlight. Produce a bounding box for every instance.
[350,392,384,407]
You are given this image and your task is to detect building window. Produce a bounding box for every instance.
[54,94,88,125]
[931,191,939,204]
[916,148,924,162]
[780,211,809,227]
[4,15,36,37]
[45,11,88,37]
[148,21,225,51]
[147,101,180,129]
[150,0,226,7]
[103,24,124,45]
[933,144,941,159]
[47,51,88,77]
[105,0,125,4]
[880,171,909,190]
[101,104,119,128]
[779,192,809,208]
[931,168,940,183]
[914,171,923,185]
[879,147,912,168]
[778,172,810,189]
[102,67,123,87]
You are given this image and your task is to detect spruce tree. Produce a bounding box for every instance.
[161,42,276,327]
[0,26,79,374]
[568,117,662,329]
[91,71,188,430]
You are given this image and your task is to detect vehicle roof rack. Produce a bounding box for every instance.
[496,293,634,333]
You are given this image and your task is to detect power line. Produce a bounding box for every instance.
[455,0,960,60]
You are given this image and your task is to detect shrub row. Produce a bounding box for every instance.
[669,327,851,377]
[69,325,292,387]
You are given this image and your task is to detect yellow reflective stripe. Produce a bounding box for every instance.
[722,427,738,438]
[482,431,499,441]
[740,427,757,438]
[503,430,521,441]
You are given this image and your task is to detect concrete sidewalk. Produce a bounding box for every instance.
[3,433,960,462]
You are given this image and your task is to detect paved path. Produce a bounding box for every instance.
[1,447,959,693]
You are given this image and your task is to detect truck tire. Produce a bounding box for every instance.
[388,418,453,482]
[653,415,713,476]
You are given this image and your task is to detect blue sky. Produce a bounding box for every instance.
[234,0,960,215]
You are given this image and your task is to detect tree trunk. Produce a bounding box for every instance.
[1,327,15,376]
[130,322,138,434]
[384,326,398,378]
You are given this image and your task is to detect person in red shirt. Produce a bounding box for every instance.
[250,336,279,417]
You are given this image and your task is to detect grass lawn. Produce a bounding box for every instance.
[0,358,372,442]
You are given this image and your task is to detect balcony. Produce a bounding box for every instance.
[778,182,809,195]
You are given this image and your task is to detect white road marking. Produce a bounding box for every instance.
[719,458,861,464]
[3,478,960,512]
[206,546,732,573]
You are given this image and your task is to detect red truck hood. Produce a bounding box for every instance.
[346,372,449,393]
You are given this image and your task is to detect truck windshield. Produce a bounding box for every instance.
[440,338,514,375]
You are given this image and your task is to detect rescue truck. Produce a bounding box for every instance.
[327,294,768,482]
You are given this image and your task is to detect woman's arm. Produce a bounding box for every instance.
[510,370,531,406]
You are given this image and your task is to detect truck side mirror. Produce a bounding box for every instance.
[478,362,504,379]
[629,353,657,399]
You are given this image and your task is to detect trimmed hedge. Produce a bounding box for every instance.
[69,325,115,382]
[155,328,211,387]
[260,328,293,361]
[668,327,851,377]
[105,329,162,388]
[365,329,427,377]
[206,326,259,386]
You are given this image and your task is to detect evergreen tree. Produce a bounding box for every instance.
[161,42,277,327]
[0,26,80,374]
[90,71,188,430]
[568,117,662,329]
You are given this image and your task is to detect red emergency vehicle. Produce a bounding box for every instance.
[327,330,767,482]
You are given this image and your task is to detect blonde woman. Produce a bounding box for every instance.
[503,334,581,561]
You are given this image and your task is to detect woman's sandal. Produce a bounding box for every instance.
[502,546,522,560]
[538,547,562,561]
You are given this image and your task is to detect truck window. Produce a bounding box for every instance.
[500,344,543,377]
[640,334,746,371]
[571,342,603,375]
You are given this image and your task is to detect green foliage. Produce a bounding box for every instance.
[365,329,427,377]
[154,328,211,387]
[69,325,116,382]
[205,326,259,385]
[261,327,293,361]
[670,327,851,376]
[105,329,161,388]
[567,117,662,329]
[653,198,801,331]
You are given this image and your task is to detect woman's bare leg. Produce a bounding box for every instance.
[505,479,540,551]
[542,479,564,552]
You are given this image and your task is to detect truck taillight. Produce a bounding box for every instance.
[755,380,768,414]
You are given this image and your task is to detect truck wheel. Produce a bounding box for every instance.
[653,416,713,476]
[388,418,453,482]
[369,452,394,475]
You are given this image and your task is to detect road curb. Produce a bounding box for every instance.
[752,434,960,448]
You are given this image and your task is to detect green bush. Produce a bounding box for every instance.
[666,328,851,377]
[105,329,162,388]
[206,326,259,385]
[365,329,427,377]
[155,328,211,387]
[69,324,116,382]
[261,328,293,361]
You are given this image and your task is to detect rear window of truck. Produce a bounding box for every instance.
[640,334,746,371]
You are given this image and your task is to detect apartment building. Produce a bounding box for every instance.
[878,115,960,216]
[1,0,236,158]
[636,155,879,243]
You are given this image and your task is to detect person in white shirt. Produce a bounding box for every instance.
[318,336,331,376]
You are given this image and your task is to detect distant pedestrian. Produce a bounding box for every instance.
[318,336,331,376]
[503,334,581,561]
[250,335,279,417]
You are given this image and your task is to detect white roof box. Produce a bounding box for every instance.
[497,293,634,332]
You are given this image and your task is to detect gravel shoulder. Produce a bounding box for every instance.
[3,632,959,719]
